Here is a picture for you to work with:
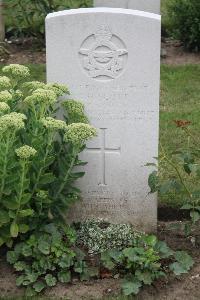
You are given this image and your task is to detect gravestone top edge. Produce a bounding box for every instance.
[46,7,161,21]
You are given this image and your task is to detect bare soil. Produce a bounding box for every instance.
[161,39,200,65]
[1,218,200,300]
[0,38,200,66]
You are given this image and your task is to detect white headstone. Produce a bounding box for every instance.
[94,0,160,14]
[46,8,161,232]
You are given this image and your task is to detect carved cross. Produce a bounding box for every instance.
[86,128,120,186]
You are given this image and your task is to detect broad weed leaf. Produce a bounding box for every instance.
[58,271,71,283]
[190,211,200,223]
[33,281,46,293]
[7,250,18,264]
[38,240,50,255]
[122,279,142,296]
[45,274,57,287]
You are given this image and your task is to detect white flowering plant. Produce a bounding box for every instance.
[0,64,97,247]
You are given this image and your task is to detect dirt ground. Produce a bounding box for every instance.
[0,38,200,66]
[0,219,200,300]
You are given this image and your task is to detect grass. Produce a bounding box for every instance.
[0,63,200,207]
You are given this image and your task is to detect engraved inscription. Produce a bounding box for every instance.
[79,25,128,81]
[86,128,120,185]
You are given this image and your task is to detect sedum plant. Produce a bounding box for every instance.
[0,64,96,247]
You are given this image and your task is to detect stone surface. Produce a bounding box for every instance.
[94,0,160,14]
[46,8,161,232]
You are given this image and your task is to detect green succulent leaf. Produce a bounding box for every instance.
[0,210,10,224]
[10,222,19,237]
[18,209,34,217]
[19,224,29,233]
[148,170,158,193]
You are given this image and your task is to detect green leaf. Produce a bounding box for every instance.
[0,237,4,247]
[122,248,138,262]
[21,193,31,205]
[74,260,85,273]
[19,224,29,233]
[144,235,157,247]
[0,210,10,224]
[10,222,19,238]
[33,281,46,293]
[14,261,27,271]
[9,210,16,219]
[181,204,193,210]
[170,251,194,275]
[16,275,25,287]
[58,254,73,268]
[155,241,174,258]
[58,271,71,283]
[7,251,18,264]
[22,244,32,257]
[3,199,19,210]
[101,251,115,270]
[122,279,142,296]
[40,173,55,185]
[190,211,200,223]
[25,286,37,297]
[169,262,188,275]
[18,209,34,217]
[135,270,153,285]
[38,240,50,255]
[148,171,158,193]
[159,180,173,194]
[145,163,157,167]
[70,172,85,179]
[174,251,194,270]
[45,274,57,287]
[109,249,123,263]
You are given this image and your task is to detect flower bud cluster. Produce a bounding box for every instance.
[24,89,57,105]
[0,76,11,90]
[64,123,97,145]
[15,145,37,159]
[36,190,48,199]
[0,91,12,103]
[46,83,69,97]
[62,100,89,124]
[41,117,67,131]
[2,64,30,79]
[0,112,26,132]
[0,102,10,113]
[22,81,46,91]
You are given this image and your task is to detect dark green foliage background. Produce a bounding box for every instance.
[4,0,92,40]
[164,0,200,51]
